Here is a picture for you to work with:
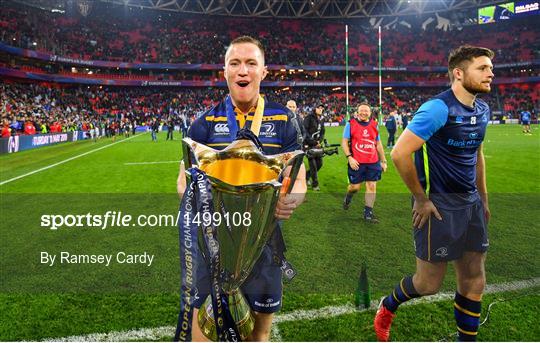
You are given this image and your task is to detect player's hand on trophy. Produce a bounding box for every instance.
[348,156,360,170]
[275,194,302,219]
[412,197,442,229]
[274,165,306,219]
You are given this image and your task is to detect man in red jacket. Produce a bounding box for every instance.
[24,120,36,135]
[341,103,387,223]
[1,120,11,138]
[50,121,62,133]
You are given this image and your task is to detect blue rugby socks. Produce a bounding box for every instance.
[343,192,354,210]
[363,206,372,217]
[382,276,421,312]
[381,280,482,341]
[454,292,481,341]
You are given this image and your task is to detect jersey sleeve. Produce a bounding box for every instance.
[187,115,209,143]
[342,122,351,139]
[407,99,449,141]
[280,115,302,153]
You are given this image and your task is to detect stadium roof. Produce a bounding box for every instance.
[103,0,509,18]
[14,0,508,18]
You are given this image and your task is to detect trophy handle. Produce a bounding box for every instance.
[281,152,305,194]
[182,138,193,170]
[182,137,220,169]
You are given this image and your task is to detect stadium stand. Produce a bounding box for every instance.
[0,0,538,137]
[1,2,538,65]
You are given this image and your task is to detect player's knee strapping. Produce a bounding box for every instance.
[454,292,481,342]
[383,276,420,312]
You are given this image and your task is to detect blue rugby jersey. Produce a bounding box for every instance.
[407,89,490,209]
[188,97,303,154]
[521,111,531,122]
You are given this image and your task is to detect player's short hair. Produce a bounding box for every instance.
[357,102,371,110]
[225,36,265,64]
[448,45,495,82]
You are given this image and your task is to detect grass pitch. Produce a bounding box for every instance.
[0,124,539,341]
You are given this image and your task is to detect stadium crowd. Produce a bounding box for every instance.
[0,82,219,137]
[1,2,538,66]
[2,81,537,137]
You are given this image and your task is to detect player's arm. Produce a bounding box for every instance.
[394,99,448,228]
[391,129,442,229]
[341,123,359,170]
[176,115,208,198]
[275,164,306,220]
[341,137,358,170]
[376,138,387,172]
[390,129,428,201]
[275,116,308,220]
[177,161,187,198]
[341,137,351,156]
[476,143,490,222]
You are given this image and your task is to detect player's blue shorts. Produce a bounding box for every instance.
[522,120,530,125]
[414,200,489,262]
[348,162,382,184]
[192,244,283,313]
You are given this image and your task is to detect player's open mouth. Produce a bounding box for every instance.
[236,81,249,88]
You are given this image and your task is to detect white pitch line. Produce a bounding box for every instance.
[43,326,177,342]
[0,134,142,186]
[47,277,540,342]
[274,277,540,324]
[124,160,180,165]
[271,324,283,342]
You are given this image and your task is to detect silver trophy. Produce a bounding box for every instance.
[182,137,304,341]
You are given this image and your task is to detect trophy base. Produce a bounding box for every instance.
[197,290,255,341]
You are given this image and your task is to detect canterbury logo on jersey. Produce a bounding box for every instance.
[214,123,230,135]
[260,123,276,137]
